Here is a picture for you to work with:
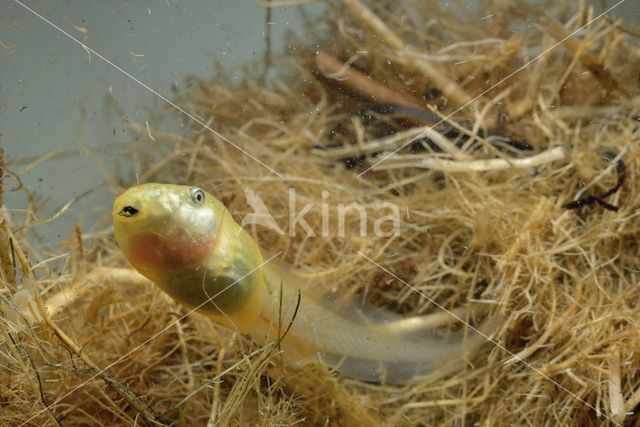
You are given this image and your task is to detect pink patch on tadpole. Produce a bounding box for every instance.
[128,232,214,270]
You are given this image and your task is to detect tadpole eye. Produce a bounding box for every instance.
[191,188,205,205]
[119,206,139,217]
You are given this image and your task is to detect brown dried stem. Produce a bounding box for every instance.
[537,12,629,97]
[340,0,473,107]
[315,50,423,106]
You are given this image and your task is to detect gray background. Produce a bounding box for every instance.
[1,0,639,251]
[1,0,314,248]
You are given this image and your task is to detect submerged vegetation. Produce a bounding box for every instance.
[3,0,640,425]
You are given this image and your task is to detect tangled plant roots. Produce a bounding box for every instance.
[3,1,640,425]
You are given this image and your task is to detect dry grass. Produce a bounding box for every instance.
[3,0,640,425]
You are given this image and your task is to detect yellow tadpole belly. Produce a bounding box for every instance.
[113,183,493,384]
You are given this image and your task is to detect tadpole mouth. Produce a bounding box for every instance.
[119,206,139,217]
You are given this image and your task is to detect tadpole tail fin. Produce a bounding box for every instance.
[262,260,500,384]
[318,313,501,384]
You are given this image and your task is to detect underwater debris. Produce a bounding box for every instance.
[564,154,626,212]
[4,1,640,425]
